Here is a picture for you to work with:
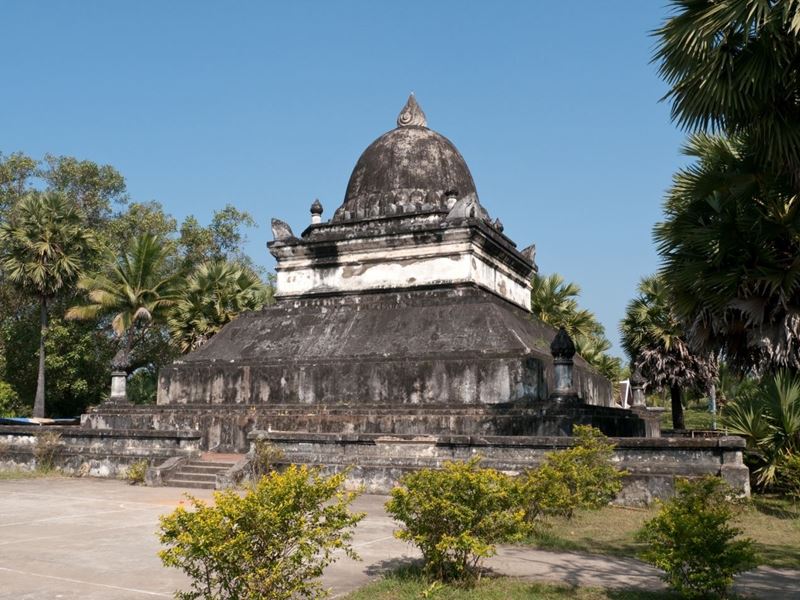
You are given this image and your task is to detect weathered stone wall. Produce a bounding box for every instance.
[274,222,534,311]
[0,426,200,478]
[158,356,549,407]
[83,399,653,453]
[248,430,749,505]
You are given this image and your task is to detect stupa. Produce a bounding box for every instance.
[85,96,657,455]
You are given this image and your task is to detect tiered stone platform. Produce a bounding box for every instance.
[82,398,658,453]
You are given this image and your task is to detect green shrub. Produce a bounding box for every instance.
[637,477,757,599]
[33,430,62,472]
[778,452,800,501]
[159,464,364,600]
[385,456,527,583]
[521,425,625,521]
[127,369,157,405]
[723,369,800,489]
[248,438,285,480]
[126,459,148,485]
[0,381,23,417]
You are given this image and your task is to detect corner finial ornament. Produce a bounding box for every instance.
[397,93,427,128]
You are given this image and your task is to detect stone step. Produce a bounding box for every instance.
[185,460,237,468]
[200,452,245,462]
[180,464,233,474]
[170,471,218,482]
[163,478,216,489]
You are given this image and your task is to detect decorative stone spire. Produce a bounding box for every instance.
[629,366,645,388]
[310,199,323,224]
[108,347,130,404]
[550,327,576,360]
[397,93,427,128]
[630,366,646,407]
[550,327,578,401]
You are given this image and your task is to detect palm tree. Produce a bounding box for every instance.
[620,275,717,429]
[168,261,268,353]
[574,334,622,382]
[530,273,602,341]
[531,273,622,381]
[0,192,96,417]
[66,234,182,368]
[654,1,800,189]
[654,133,800,373]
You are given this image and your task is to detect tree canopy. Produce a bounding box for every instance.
[655,0,800,188]
[620,275,718,429]
[0,192,98,416]
[654,134,800,373]
[0,151,271,416]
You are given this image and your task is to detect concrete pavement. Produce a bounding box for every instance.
[0,477,796,599]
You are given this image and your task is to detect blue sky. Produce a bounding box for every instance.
[1,1,685,358]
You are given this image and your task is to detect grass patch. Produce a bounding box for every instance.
[525,497,800,570]
[344,568,675,600]
[0,467,60,480]
[659,404,720,430]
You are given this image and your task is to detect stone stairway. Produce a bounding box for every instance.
[163,453,244,489]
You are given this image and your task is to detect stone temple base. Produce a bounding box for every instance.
[82,397,660,453]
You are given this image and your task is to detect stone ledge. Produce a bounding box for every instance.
[249,430,745,450]
[0,425,200,440]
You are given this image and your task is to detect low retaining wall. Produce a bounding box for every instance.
[0,426,201,478]
[0,424,749,505]
[249,431,750,505]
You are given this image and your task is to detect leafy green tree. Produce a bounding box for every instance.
[0,152,269,413]
[723,370,800,488]
[179,204,258,270]
[0,152,36,215]
[159,465,364,600]
[40,154,127,223]
[0,152,126,222]
[385,457,527,583]
[0,193,96,417]
[66,234,183,370]
[3,309,116,416]
[105,201,178,256]
[637,476,757,599]
[530,272,622,381]
[654,0,800,189]
[0,380,24,417]
[620,275,717,429]
[168,261,268,353]
[654,133,800,373]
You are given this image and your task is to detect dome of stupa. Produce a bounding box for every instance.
[332,95,479,222]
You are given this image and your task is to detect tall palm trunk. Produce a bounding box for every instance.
[33,296,47,418]
[670,383,684,430]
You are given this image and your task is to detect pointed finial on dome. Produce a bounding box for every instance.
[310,199,323,224]
[397,93,427,128]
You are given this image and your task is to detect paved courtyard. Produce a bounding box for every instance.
[0,477,797,599]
